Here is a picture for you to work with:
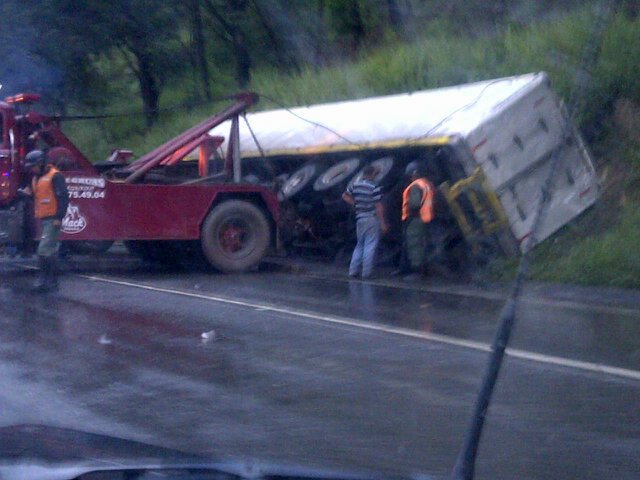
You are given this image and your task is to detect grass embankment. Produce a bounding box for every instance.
[66,9,640,288]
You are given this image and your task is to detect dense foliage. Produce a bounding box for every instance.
[0,0,613,122]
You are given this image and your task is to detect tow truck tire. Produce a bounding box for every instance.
[201,200,270,273]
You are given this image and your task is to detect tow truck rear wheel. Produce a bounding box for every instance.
[201,200,270,273]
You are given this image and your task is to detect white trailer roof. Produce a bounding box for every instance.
[210,72,548,157]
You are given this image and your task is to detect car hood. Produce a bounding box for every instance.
[0,425,439,480]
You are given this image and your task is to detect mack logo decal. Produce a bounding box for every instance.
[61,204,87,234]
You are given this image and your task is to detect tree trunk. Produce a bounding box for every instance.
[190,0,212,100]
[346,0,365,53]
[387,0,402,33]
[136,52,160,126]
[231,29,251,87]
[623,0,638,19]
[204,0,252,88]
[251,0,301,72]
[118,44,161,126]
[312,0,328,66]
[229,0,251,88]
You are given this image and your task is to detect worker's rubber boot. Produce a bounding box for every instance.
[32,256,48,292]
[45,256,59,292]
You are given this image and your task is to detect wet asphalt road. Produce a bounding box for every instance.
[0,251,639,480]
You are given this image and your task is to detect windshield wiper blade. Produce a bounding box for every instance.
[0,461,427,480]
[0,426,442,480]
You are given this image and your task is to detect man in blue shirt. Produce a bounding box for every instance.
[342,165,388,279]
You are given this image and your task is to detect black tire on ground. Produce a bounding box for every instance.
[347,156,397,191]
[65,240,114,255]
[278,163,323,202]
[201,200,270,273]
[312,157,361,197]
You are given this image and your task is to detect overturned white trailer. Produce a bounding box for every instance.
[211,72,599,255]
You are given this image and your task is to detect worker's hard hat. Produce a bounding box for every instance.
[404,160,425,176]
[24,150,48,168]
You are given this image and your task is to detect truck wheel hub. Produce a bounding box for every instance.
[219,221,246,253]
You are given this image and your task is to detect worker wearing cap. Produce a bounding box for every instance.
[399,161,435,279]
[21,150,69,292]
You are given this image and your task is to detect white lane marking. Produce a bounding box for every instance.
[15,261,640,317]
[303,273,640,318]
[81,274,640,382]
[505,349,640,380]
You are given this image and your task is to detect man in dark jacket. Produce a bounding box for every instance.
[22,150,69,292]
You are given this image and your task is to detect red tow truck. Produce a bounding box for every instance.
[0,92,279,272]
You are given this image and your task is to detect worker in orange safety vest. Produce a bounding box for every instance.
[397,161,435,279]
[21,150,69,292]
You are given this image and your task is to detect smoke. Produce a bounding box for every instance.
[0,2,63,104]
[0,46,63,97]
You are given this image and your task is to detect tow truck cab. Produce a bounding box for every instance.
[0,95,42,249]
[0,96,25,206]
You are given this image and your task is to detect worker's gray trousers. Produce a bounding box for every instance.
[37,218,61,257]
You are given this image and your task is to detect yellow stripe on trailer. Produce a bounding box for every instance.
[240,136,452,158]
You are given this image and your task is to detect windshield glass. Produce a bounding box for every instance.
[0,2,639,480]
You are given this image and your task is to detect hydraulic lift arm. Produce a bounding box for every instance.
[123,92,259,184]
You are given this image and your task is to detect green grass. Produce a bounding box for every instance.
[62,7,640,289]
[529,133,640,288]
[531,204,640,288]
[488,132,640,288]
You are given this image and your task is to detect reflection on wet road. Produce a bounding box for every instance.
[69,258,640,374]
[0,255,639,480]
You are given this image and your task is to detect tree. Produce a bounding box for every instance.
[204,0,252,88]
[250,0,301,72]
[386,0,413,39]
[247,0,331,69]
[28,0,182,126]
[326,0,366,53]
[97,1,181,125]
[187,0,212,101]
